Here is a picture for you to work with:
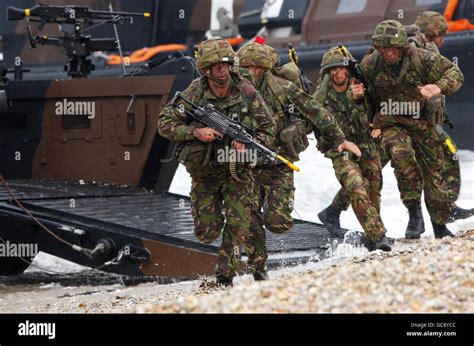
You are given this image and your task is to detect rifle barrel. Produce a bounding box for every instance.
[7,6,29,20]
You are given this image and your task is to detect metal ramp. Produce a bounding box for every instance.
[0,179,335,278]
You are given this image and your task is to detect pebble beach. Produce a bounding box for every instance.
[144,231,473,313]
[1,231,471,313]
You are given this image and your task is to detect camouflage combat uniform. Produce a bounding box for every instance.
[158,38,275,284]
[236,42,347,276]
[361,20,464,237]
[329,143,389,213]
[314,47,387,244]
[415,12,472,220]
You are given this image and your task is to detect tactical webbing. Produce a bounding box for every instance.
[362,49,380,82]
[265,70,296,128]
[314,74,332,105]
[408,43,427,84]
[265,71,289,107]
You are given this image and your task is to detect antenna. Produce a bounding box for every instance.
[109,4,126,75]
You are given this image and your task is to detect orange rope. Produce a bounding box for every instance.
[447,19,474,32]
[225,37,245,46]
[443,0,474,32]
[107,37,246,65]
[107,43,187,65]
[444,0,458,20]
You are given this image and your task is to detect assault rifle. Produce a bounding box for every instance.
[337,44,379,124]
[288,43,313,93]
[172,92,300,172]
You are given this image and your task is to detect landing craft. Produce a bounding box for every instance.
[0,0,472,279]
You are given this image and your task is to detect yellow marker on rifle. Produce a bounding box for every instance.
[25,8,30,16]
[435,125,457,154]
[288,43,298,64]
[276,155,300,172]
[445,138,457,154]
[338,44,350,57]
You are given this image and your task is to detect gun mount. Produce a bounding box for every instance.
[7,4,150,78]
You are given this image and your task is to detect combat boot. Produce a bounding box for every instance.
[405,202,425,239]
[363,235,392,252]
[318,205,345,238]
[447,205,474,222]
[215,274,233,288]
[253,271,269,281]
[374,236,392,252]
[431,222,455,239]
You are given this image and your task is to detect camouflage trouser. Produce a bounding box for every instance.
[331,152,386,242]
[247,165,294,275]
[333,131,460,214]
[331,143,390,212]
[190,168,253,279]
[440,132,461,205]
[381,123,450,224]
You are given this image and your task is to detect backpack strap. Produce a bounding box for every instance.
[265,71,289,107]
[408,43,427,84]
[314,73,331,105]
[190,78,205,105]
[362,49,380,82]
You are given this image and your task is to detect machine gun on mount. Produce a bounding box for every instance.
[7,4,150,78]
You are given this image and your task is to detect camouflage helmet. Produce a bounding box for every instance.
[196,37,235,70]
[372,20,408,48]
[265,44,280,68]
[320,46,353,75]
[415,11,448,38]
[236,42,273,69]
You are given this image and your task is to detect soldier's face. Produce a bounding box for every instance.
[380,47,402,65]
[432,36,444,48]
[209,62,231,85]
[247,66,265,85]
[329,67,349,86]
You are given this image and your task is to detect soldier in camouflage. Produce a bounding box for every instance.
[361,20,464,239]
[236,42,363,277]
[314,46,391,251]
[158,38,276,287]
[414,12,474,222]
[415,11,448,51]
